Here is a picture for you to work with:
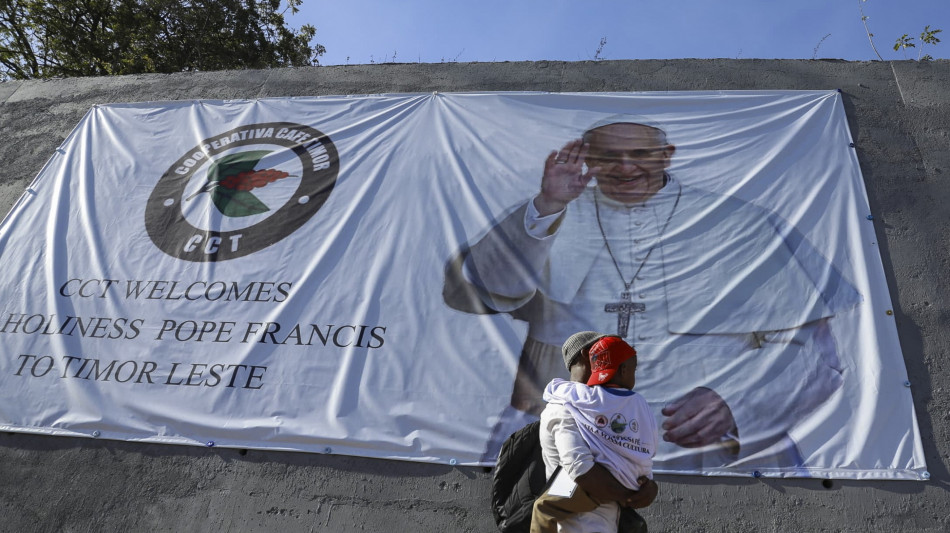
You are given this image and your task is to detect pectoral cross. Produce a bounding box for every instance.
[604,291,645,338]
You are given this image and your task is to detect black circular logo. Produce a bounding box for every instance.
[146,122,338,262]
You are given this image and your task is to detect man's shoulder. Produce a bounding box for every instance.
[625,390,653,413]
[586,387,650,417]
[543,378,586,397]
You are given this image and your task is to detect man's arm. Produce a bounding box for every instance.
[442,138,599,314]
[575,466,658,508]
[442,200,554,317]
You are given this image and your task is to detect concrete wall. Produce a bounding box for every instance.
[1,60,948,532]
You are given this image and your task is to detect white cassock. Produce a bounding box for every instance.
[444,176,862,471]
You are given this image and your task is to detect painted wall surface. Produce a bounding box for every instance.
[1,60,948,532]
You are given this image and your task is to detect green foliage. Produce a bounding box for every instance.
[859,0,942,61]
[0,0,325,80]
[920,25,942,44]
[894,33,915,56]
[892,26,944,60]
[918,25,942,60]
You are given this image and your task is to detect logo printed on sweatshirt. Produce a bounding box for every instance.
[610,413,627,434]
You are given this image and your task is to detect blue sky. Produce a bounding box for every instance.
[292,0,948,65]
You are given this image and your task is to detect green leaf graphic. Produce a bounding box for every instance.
[212,188,271,217]
[206,151,272,217]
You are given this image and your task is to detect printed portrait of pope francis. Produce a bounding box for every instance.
[443,115,862,471]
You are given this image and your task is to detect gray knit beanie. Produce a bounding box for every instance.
[561,331,607,371]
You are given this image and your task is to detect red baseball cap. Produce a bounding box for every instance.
[587,336,637,386]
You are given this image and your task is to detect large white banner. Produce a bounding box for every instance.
[0,91,926,479]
